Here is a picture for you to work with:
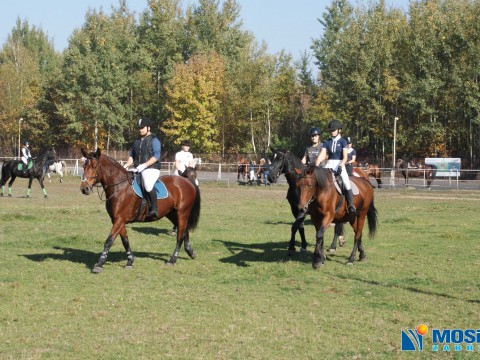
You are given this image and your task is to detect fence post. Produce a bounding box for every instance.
[217,163,222,181]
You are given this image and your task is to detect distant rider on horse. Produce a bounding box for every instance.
[21,141,32,176]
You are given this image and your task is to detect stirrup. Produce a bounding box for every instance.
[348,205,356,214]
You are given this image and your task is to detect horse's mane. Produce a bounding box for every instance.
[284,150,304,170]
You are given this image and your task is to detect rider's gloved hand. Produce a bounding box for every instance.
[123,164,130,170]
[337,166,342,175]
[136,163,147,173]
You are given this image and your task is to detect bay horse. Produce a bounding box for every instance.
[267,150,370,256]
[396,159,437,189]
[80,148,201,273]
[295,166,378,269]
[1,150,55,198]
[362,163,383,188]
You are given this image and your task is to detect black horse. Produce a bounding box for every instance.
[1,150,55,198]
[267,149,346,256]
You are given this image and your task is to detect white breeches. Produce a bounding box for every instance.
[325,160,351,190]
[141,168,160,192]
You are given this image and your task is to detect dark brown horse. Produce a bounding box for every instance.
[295,166,378,269]
[80,148,201,273]
[396,159,437,189]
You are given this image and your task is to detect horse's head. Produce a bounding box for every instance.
[296,166,333,215]
[295,166,318,215]
[181,166,199,186]
[268,149,289,183]
[80,148,102,195]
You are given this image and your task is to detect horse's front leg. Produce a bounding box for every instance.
[288,215,302,255]
[119,226,134,269]
[37,177,48,198]
[298,220,307,253]
[92,222,123,273]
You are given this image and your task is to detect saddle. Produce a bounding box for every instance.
[132,174,168,199]
[330,171,359,195]
[17,160,33,171]
[132,174,168,221]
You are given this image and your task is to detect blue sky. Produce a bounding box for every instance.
[1,0,410,61]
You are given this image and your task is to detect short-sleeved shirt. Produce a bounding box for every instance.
[347,148,357,162]
[304,143,323,165]
[175,150,193,174]
[323,136,348,160]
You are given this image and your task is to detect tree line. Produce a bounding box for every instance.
[0,0,479,166]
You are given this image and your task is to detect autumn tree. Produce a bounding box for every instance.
[163,52,225,153]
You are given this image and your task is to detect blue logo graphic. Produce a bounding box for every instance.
[401,325,428,351]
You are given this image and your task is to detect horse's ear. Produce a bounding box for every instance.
[95,148,102,158]
[81,148,88,158]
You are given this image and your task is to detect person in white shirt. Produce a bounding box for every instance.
[174,140,193,176]
[170,139,194,235]
[21,141,32,175]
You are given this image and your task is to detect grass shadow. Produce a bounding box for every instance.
[332,273,480,304]
[22,246,172,269]
[214,239,312,267]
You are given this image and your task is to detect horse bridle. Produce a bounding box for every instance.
[82,157,134,202]
[81,157,102,193]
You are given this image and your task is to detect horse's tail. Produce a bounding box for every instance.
[1,161,8,183]
[187,184,201,230]
[367,199,378,238]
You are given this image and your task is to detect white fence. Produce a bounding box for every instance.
[1,157,479,190]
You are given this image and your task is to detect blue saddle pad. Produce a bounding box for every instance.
[133,176,168,199]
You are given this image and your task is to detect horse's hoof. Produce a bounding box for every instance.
[300,247,307,254]
[8,194,12,197]
[359,256,367,262]
[339,236,346,247]
[188,251,197,259]
[44,195,48,199]
[328,248,336,255]
[166,261,175,266]
[312,262,323,269]
[346,261,354,266]
[124,265,133,270]
[91,266,103,273]
[287,249,296,257]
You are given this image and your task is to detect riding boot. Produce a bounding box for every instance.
[345,189,356,215]
[146,189,158,220]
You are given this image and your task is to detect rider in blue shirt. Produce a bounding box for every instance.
[315,119,356,215]
[123,118,161,220]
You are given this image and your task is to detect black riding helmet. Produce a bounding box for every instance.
[346,136,352,144]
[136,117,154,128]
[309,127,321,136]
[327,119,343,132]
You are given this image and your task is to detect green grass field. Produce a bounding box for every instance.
[1,177,479,359]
